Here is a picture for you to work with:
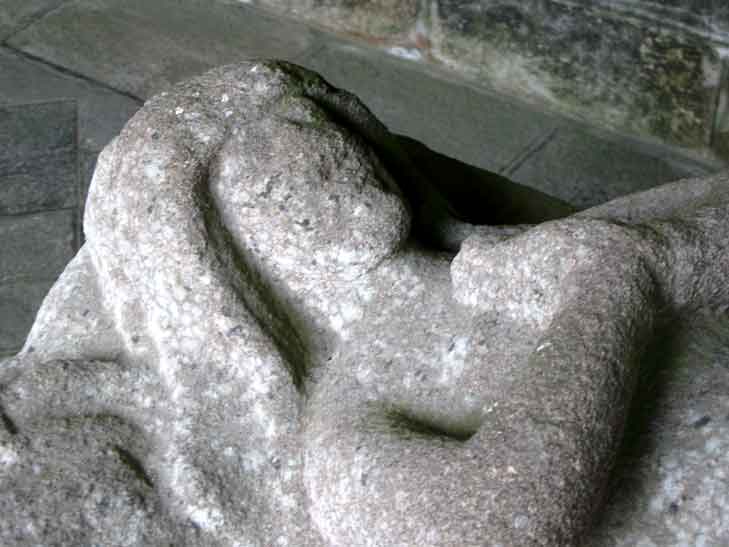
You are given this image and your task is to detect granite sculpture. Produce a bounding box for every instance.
[1,60,728,546]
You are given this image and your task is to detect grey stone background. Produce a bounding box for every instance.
[244,0,729,161]
[0,0,722,356]
[0,101,78,356]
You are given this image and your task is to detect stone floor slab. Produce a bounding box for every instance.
[0,209,76,284]
[7,0,720,211]
[297,43,720,208]
[8,0,320,99]
[510,124,718,208]
[0,48,140,152]
[0,159,76,215]
[0,0,66,42]
[0,99,75,159]
[0,278,54,352]
[0,100,78,215]
[299,42,560,174]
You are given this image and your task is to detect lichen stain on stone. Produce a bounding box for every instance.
[635,30,713,145]
[432,0,718,151]
[261,0,421,42]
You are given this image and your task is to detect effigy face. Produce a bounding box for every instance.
[1,61,728,547]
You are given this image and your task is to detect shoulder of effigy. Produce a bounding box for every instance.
[137,60,334,121]
[102,76,328,165]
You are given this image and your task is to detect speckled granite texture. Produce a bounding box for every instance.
[1,61,728,546]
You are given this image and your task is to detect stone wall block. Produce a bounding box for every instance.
[244,0,729,160]
[431,0,721,153]
[249,0,421,43]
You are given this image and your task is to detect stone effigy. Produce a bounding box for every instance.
[1,60,728,546]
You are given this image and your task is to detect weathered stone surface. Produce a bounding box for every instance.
[0,0,66,41]
[0,48,141,152]
[0,101,80,353]
[0,99,75,161]
[1,61,728,546]
[606,0,729,34]
[588,313,729,546]
[7,0,318,99]
[0,210,76,284]
[0,280,55,353]
[508,124,713,208]
[245,0,729,159]
[0,100,78,215]
[433,0,721,153]
[298,41,560,174]
[0,168,74,216]
[0,412,181,545]
[251,0,419,42]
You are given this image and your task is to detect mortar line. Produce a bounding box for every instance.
[292,42,328,64]
[0,206,77,219]
[0,0,83,46]
[500,127,559,177]
[1,45,144,104]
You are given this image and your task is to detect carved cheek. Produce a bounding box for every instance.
[209,117,410,278]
